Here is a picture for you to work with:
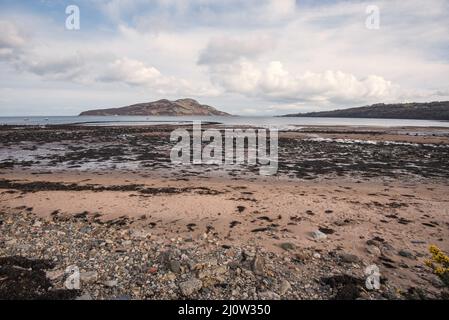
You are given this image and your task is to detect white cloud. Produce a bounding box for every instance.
[207,60,399,105]
[100,57,162,86]
[97,57,219,96]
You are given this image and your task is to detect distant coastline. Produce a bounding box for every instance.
[281,101,449,121]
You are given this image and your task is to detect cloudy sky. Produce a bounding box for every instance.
[0,0,448,116]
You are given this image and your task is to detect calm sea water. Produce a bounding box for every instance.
[1,116,449,128]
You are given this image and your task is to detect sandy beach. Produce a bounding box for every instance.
[1,124,449,300]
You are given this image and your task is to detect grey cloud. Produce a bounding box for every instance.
[0,20,27,61]
[198,35,275,65]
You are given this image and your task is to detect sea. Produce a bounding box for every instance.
[1,116,449,129]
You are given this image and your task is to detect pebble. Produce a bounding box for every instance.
[311,230,327,241]
[103,280,118,287]
[258,291,280,300]
[80,271,98,283]
[279,280,291,295]
[179,279,203,296]
[251,254,265,276]
[398,250,414,259]
[366,245,381,256]
[279,242,296,251]
[46,269,64,281]
[339,253,360,263]
[169,260,181,273]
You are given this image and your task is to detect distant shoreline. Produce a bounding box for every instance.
[1,115,449,128]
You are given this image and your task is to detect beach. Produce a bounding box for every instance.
[1,124,449,300]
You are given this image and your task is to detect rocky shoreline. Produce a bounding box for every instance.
[1,124,449,300]
[3,209,434,300]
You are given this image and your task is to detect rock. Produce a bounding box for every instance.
[131,229,151,239]
[279,242,296,251]
[5,239,17,246]
[293,252,308,263]
[398,250,414,259]
[251,254,265,275]
[366,245,381,256]
[258,291,280,300]
[279,280,291,295]
[46,269,64,281]
[103,280,118,287]
[197,266,228,287]
[313,252,321,259]
[311,230,327,240]
[33,221,42,227]
[179,279,203,296]
[339,253,360,264]
[169,260,181,273]
[80,271,98,283]
[159,250,172,266]
[148,267,158,274]
[163,273,177,281]
[122,240,132,246]
[227,261,240,270]
[79,226,91,234]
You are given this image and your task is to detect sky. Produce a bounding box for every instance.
[0,0,448,116]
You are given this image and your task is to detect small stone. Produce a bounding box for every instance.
[103,280,118,287]
[398,250,414,259]
[131,229,150,239]
[79,226,91,234]
[251,254,265,276]
[80,271,98,283]
[311,230,327,240]
[148,267,158,274]
[179,279,203,296]
[169,260,181,273]
[5,239,17,246]
[164,272,177,281]
[258,291,280,300]
[293,252,308,263]
[313,252,321,259]
[366,245,381,256]
[46,269,64,281]
[339,253,360,263]
[279,242,296,251]
[33,221,42,227]
[279,280,291,295]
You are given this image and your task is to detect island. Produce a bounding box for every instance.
[79,98,230,116]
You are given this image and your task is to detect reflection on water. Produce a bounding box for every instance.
[1,115,449,128]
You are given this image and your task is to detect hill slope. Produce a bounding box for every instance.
[281,101,449,120]
[79,98,230,116]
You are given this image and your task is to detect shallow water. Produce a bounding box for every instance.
[1,115,449,128]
